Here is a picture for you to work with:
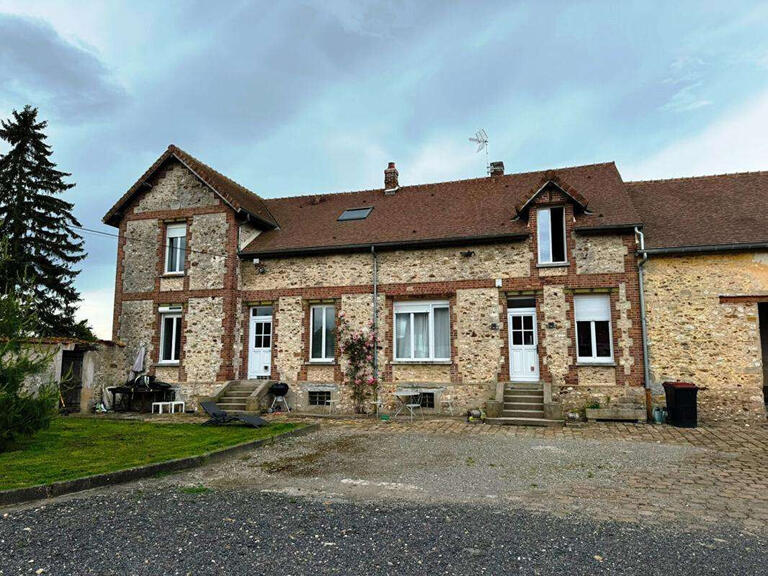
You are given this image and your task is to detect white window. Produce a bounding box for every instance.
[158,306,182,364]
[310,304,335,362]
[537,207,566,264]
[574,295,613,363]
[394,301,450,362]
[164,223,187,274]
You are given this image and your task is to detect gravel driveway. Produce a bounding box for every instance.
[2,422,766,575]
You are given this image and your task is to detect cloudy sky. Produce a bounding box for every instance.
[1,0,767,338]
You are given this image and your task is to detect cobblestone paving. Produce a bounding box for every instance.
[240,415,768,534]
[126,412,768,534]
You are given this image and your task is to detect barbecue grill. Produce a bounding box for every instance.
[268,381,290,412]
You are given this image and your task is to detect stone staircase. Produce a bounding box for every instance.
[215,380,263,412]
[486,382,563,427]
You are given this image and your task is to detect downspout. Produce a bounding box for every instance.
[371,245,378,382]
[635,227,653,421]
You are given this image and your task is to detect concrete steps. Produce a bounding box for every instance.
[489,382,562,427]
[216,380,262,412]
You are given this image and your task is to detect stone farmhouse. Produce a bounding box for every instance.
[102,145,768,423]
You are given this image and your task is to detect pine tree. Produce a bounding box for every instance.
[0,106,93,339]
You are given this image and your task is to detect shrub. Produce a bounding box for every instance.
[0,291,57,451]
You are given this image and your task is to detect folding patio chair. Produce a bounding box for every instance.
[200,401,268,427]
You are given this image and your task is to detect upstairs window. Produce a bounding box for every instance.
[574,295,613,363]
[537,207,566,264]
[165,223,187,274]
[159,306,182,364]
[310,304,336,362]
[394,301,450,362]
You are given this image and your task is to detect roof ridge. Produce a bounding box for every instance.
[627,168,768,185]
[265,160,617,202]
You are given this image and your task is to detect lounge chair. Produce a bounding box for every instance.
[200,401,268,428]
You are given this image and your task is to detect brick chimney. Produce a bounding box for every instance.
[490,161,504,177]
[384,162,399,194]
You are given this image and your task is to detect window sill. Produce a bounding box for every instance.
[391,360,452,365]
[155,361,180,367]
[306,360,337,366]
[576,361,616,367]
[536,262,569,269]
[162,272,185,277]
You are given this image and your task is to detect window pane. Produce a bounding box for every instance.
[550,206,566,262]
[523,315,532,330]
[324,307,336,359]
[263,334,271,348]
[512,331,523,346]
[162,316,174,360]
[594,321,611,357]
[523,331,534,345]
[167,238,177,272]
[434,307,450,358]
[311,307,323,359]
[395,313,411,359]
[254,306,273,317]
[177,236,186,270]
[413,312,429,358]
[577,321,593,358]
[172,317,181,361]
[512,315,522,330]
[537,208,552,262]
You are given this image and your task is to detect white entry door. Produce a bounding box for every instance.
[248,307,273,379]
[508,307,540,381]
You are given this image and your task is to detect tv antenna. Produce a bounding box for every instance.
[469,128,489,175]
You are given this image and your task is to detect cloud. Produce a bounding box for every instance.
[75,287,114,340]
[623,91,768,180]
[0,14,125,120]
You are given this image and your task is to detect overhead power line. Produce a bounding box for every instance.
[70,225,232,259]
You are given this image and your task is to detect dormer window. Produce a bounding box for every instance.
[537,207,566,264]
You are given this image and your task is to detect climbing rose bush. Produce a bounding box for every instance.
[336,312,378,413]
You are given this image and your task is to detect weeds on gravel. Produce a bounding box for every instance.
[180,485,212,495]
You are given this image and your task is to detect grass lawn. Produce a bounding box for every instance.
[0,417,298,491]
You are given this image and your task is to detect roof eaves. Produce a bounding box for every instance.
[240,232,530,259]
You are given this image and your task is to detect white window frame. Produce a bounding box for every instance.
[158,306,182,365]
[393,300,450,362]
[574,295,614,364]
[309,304,335,363]
[164,223,187,275]
[536,207,567,265]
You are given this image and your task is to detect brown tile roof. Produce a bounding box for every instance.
[627,171,768,250]
[104,145,278,228]
[244,162,641,256]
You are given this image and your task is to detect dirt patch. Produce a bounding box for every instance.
[257,435,366,476]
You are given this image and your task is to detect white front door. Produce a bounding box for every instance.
[248,308,273,379]
[508,307,540,381]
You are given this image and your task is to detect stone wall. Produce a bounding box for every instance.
[189,213,228,290]
[135,162,218,213]
[574,234,627,274]
[541,285,571,387]
[274,296,303,382]
[183,297,224,381]
[118,300,155,367]
[122,219,158,292]
[455,288,501,384]
[644,253,768,422]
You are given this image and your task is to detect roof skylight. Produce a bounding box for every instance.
[338,207,373,221]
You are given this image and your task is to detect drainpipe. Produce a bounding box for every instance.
[635,227,653,421]
[371,245,378,382]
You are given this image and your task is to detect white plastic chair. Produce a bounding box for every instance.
[439,392,455,416]
[405,393,423,421]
